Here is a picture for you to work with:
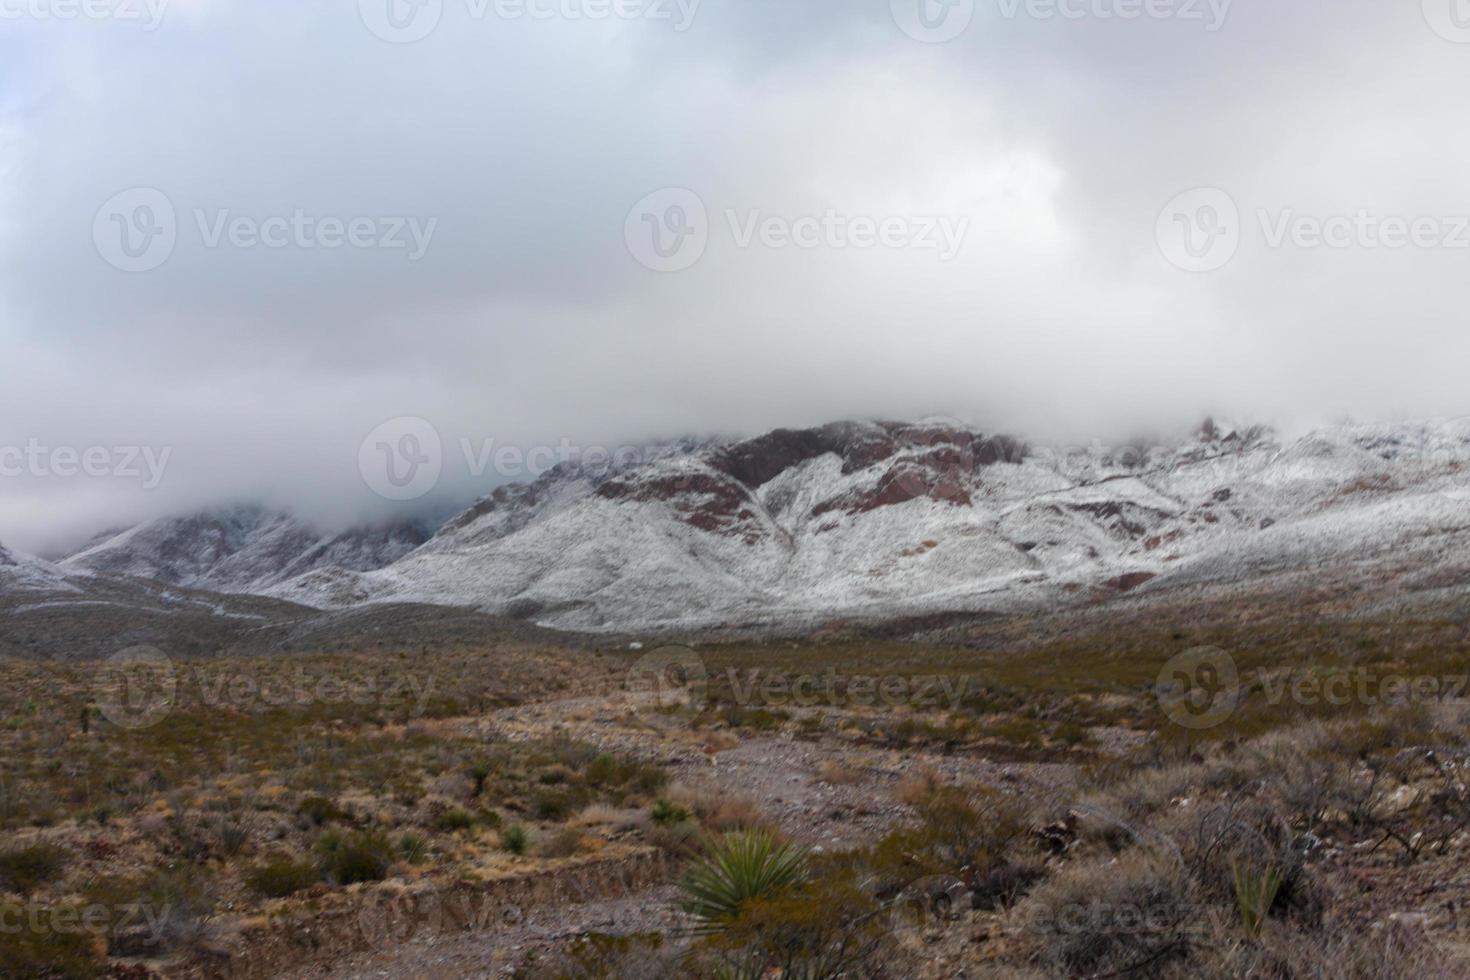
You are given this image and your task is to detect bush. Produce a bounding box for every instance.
[539,827,587,859]
[468,762,493,796]
[316,830,395,885]
[679,829,810,930]
[297,796,350,828]
[245,859,319,899]
[696,855,892,980]
[532,788,582,821]
[502,824,531,856]
[1017,851,1196,978]
[0,906,101,979]
[398,833,428,864]
[0,844,69,895]
[435,808,476,832]
[140,864,215,951]
[651,798,690,827]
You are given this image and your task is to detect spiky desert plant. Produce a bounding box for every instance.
[679,829,810,931]
[1232,860,1283,936]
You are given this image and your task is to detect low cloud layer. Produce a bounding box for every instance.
[2,0,1468,553]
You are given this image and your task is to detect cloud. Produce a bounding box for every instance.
[1,0,1467,553]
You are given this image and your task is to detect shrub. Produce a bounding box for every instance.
[502,824,531,855]
[1232,860,1283,936]
[0,844,69,895]
[651,798,691,828]
[316,830,395,885]
[0,905,101,979]
[532,788,582,821]
[140,864,215,951]
[245,859,319,899]
[539,827,587,859]
[869,784,1028,886]
[468,762,492,796]
[398,833,428,864]
[1017,851,1196,978]
[435,808,476,833]
[679,830,810,931]
[297,796,349,828]
[699,855,891,980]
[584,754,621,787]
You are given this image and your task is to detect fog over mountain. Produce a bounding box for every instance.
[3,0,1469,553]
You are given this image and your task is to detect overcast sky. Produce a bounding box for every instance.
[2,0,1469,553]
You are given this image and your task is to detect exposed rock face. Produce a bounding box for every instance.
[261,416,1470,632]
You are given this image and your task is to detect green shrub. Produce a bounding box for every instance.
[468,762,493,796]
[539,827,586,859]
[316,830,394,885]
[435,808,476,832]
[679,829,810,930]
[0,906,101,979]
[532,788,582,821]
[502,824,531,856]
[245,859,318,899]
[0,844,69,895]
[584,753,621,787]
[139,864,215,950]
[1232,861,1284,936]
[398,833,428,865]
[297,796,349,827]
[651,798,691,827]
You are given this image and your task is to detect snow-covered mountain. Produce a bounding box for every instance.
[0,540,78,595]
[59,506,430,594]
[260,417,1470,631]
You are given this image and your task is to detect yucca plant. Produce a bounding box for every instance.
[1231,860,1283,936]
[679,829,810,931]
